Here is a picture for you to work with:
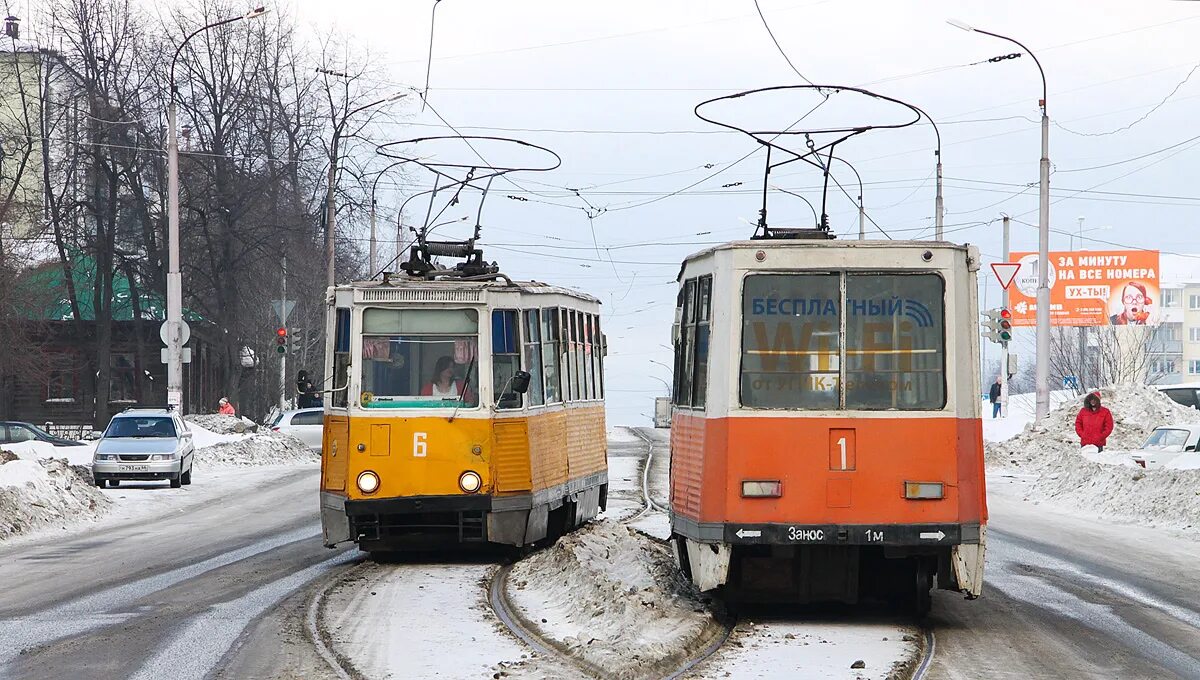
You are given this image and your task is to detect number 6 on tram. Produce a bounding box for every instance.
[668,237,986,614]
[319,277,608,552]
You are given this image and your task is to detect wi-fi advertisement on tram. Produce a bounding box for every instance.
[1005,250,1160,327]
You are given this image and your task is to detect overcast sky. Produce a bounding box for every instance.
[290,0,1200,424]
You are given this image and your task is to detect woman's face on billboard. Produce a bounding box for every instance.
[1122,284,1145,318]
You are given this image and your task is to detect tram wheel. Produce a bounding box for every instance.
[913,559,933,618]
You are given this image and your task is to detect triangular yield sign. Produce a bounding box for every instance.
[991,262,1021,290]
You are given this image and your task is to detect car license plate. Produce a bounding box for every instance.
[118,464,149,472]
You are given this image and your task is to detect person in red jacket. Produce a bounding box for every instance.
[1074,392,1114,451]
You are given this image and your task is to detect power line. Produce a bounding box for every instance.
[1054,59,1200,137]
[752,0,815,85]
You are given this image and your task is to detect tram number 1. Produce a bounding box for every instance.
[413,432,428,457]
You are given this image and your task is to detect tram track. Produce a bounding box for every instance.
[485,426,733,679]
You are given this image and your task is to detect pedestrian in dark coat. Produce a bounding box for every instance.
[1074,392,1114,451]
[988,378,1002,418]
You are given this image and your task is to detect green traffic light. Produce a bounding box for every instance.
[276,346,285,354]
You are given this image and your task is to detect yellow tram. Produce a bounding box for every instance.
[319,275,608,551]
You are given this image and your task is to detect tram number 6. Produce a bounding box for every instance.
[413,432,428,458]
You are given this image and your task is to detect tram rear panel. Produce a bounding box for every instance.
[668,240,986,608]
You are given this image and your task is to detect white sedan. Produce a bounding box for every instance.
[1129,425,1200,469]
[271,408,323,452]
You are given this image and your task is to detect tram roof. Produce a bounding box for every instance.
[338,277,601,304]
[681,238,970,263]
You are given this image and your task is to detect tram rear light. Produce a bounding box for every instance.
[904,481,944,500]
[356,470,380,494]
[741,480,782,498]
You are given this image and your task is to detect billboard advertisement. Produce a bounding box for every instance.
[1005,250,1160,327]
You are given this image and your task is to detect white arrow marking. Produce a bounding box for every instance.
[919,531,946,541]
[735,529,762,539]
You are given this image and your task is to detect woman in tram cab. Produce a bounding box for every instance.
[420,355,477,404]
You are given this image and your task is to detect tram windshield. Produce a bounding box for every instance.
[359,308,480,408]
[740,272,946,410]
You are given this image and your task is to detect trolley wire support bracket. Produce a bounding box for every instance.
[693,85,922,240]
[373,135,562,280]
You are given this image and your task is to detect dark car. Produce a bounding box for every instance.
[0,421,85,447]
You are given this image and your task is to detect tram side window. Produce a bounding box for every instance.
[593,315,605,399]
[693,276,712,408]
[565,311,578,401]
[358,308,480,409]
[845,274,945,410]
[673,279,696,406]
[741,274,841,409]
[493,310,522,409]
[580,310,593,400]
[523,310,545,406]
[541,308,562,404]
[332,308,351,408]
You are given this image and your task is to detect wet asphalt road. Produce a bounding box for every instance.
[0,468,355,680]
[928,488,1200,680]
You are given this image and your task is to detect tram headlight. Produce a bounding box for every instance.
[904,481,944,500]
[356,470,380,494]
[458,470,482,494]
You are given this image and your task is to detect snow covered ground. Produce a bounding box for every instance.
[985,385,1200,534]
[320,560,549,680]
[696,621,919,680]
[503,520,720,679]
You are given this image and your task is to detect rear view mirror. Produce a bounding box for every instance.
[511,371,531,394]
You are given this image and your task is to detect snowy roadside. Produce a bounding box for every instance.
[985,385,1200,535]
[0,414,317,545]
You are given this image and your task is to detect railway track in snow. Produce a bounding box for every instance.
[487,426,733,679]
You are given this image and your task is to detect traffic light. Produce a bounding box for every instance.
[982,308,1012,345]
[275,327,287,354]
[288,328,302,354]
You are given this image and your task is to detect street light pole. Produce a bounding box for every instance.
[949,19,1051,424]
[166,7,267,409]
[322,91,407,288]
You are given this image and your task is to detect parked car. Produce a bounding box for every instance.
[0,421,85,447]
[92,409,195,488]
[1129,424,1200,469]
[270,408,323,452]
[1155,383,1200,410]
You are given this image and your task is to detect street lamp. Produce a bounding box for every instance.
[949,19,1051,425]
[166,6,268,409]
[369,159,413,276]
[323,91,407,288]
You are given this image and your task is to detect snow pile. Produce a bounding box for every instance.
[193,430,316,467]
[987,385,1200,531]
[0,450,110,540]
[501,520,720,679]
[184,414,258,435]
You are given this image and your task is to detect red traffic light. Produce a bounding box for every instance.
[999,308,1012,319]
[276,327,287,337]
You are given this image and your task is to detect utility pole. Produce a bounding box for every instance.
[1001,215,1011,417]
[167,8,268,411]
[280,255,288,412]
[1077,216,1087,392]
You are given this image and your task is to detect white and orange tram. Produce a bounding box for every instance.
[668,233,987,613]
